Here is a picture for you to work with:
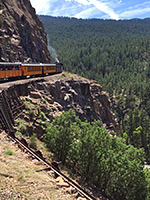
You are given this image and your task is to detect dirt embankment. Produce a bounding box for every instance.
[0,131,77,200]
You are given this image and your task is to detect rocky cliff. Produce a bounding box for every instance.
[0,0,50,62]
[0,73,119,135]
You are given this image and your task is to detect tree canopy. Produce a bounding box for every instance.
[44,109,149,200]
[40,16,150,163]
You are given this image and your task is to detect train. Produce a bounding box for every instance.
[0,62,63,81]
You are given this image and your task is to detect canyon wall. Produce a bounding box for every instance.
[0,0,50,62]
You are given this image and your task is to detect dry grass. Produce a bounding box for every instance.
[0,132,75,200]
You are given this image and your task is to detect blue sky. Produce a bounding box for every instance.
[30,0,150,20]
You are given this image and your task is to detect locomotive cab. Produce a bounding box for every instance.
[56,62,63,73]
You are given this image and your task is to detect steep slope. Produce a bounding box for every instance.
[0,72,119,134]
[0,131,75,200]
[0,0,50,62]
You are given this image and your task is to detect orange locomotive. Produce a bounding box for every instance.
[0,62,63,80]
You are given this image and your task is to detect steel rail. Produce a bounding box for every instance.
[0,89,97,200]
[7,134,97,200]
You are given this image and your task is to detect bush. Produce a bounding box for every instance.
[29,133,37,150]
[44,109,76,164]
[15,131,22,136]
[15,119,21,125]
[44,109,148,200]
[145,169,150,200]
[19,124,27,134]
[25,105,31,110]
[29,110,35,120]
[40,112,47,121]
[21,97,26,101]
[5,150,14,155]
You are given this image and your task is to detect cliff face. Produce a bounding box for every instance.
[0,0,50,62]
[0,73,119,134]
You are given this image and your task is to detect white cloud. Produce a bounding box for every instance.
[30,0,150,20]
[74,7,96,18]
[117,0,122,3]
[119,7,150,19]
[50,4,80,17]
[130,1,150,9]
[71,0,90,5]
[118,1,150,19]
[65,0,119,20]
[90,0,119,20]
[30,0,52,15]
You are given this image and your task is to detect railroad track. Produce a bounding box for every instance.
[0,89,99,200]
[7,132,97,200]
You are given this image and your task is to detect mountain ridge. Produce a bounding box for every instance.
[0,0,50,62]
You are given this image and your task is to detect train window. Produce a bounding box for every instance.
[0,66,12,70]
[46,66,55,70]
[0,65,21,70]
[27,66,41,72]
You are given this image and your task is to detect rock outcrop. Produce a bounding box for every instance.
[0,0,50,62]
[36,79,119,133]
[6,74,119,134]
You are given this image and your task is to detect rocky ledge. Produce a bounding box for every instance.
[8,73,119,134]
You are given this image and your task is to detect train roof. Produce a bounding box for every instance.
[0,62,58,67]
[22,63,56,67]
[0,62,21,66]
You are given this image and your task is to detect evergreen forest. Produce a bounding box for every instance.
[44,109,149,200]
[40,16,150,164]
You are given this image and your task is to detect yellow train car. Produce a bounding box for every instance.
[22,64,43,76]
[43,64,57,74]
[0,63,22,80]
[0,70,22,79]
[0,62,63,81]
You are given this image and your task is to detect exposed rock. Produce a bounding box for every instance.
[30,91,41,99]
[56,177,70,187]
[0,74,119,134]
[77,197,87,200]
[0,0,50,62]
[22,77,119,133]
[38,78,119,133]
[64,186,76,194]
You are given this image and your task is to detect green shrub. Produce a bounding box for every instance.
[15,131,22,136]
[15,119,21,125]
[19,124,27,134]
[21,97,26,101]
[17,174,24,183]
[26,101,33,105]
[29,110,35,120]
[145,169,150,200]
[44,109,147,200]
[29,133,37,150]
[40,112,47,121]
[25,105,31,110]
[36,105,40,109]
[5,150,14,155]
[9,15,13,20]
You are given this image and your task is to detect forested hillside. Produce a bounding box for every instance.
[40,16,150,163]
